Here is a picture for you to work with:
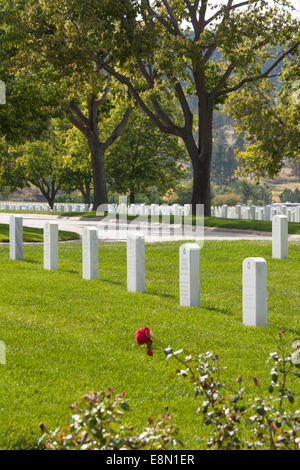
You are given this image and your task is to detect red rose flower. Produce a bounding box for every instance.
[135,327,151,345]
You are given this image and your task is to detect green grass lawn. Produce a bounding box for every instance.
[0,224,80,242]
[0,240,299,450]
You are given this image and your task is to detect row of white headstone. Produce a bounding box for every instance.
[8,214,290,327]
[2,201,300,222]
[0,202,91,213]
[213,204,300,223]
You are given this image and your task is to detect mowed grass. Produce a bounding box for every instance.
[0,240,299,450]
[0,224,79,242]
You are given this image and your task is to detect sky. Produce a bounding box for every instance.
[205,0,300,18]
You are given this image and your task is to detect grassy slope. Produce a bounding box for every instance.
[0,240,299,449]
[0,224,79,242]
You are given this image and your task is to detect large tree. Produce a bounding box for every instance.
[0,120,69,208]
[0,0,62,143]
[0,119,93,208]
[64,90,131,210]
[20,1,300,214]
[22,1,135,209]
[95,0,298,215]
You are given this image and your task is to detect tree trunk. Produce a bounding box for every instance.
[183,97,213,217]
[66,94,130,213]
[191,156,211,217]
[88,137,108,211]
[83,181,91,206]
[129,191,135,204]
[78,179,91,206]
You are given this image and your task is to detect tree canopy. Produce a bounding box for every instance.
[21,0,299,214]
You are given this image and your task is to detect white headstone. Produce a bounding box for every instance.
[221,205,228,218]
[44,222,58,270]
[82,227,98,280]
[272,215,288,259]
[264,205,271,221]
[250,205,256,220]
[9,215,23,260]
[179,243,200,307]
[243,257,267,327]
[235,205,242,219]
[127,232,145,293]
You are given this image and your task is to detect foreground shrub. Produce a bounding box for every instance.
[136,328,300,450]
[39,388,181,450]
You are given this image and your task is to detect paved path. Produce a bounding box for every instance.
[1,213,299,242]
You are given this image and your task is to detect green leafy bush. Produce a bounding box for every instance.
[280,188,300,203]
[39,388,181,450]
[213,192,241,206]
[136,328,300,450]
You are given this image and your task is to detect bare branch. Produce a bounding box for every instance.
[161,0,182,36]
[211,39,280,96]
[205,1,257,26]
[137,58,154,88]
[216,42,300,97]
[150,95,183,135]
[174,81,193,129]
[66,104,89,137]
[95,87,109,109]
[202,42,217,64]
[103,109,132,150]
[144,0,178,36]
[199,0,208,31]
[69,101,89,127]
[97,58,181,135]
[184,0,200,39]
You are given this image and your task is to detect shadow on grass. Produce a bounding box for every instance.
[60,268,80,275]
[22,258,41,265]
[146,289,176,300]
[204,304,234,316]
[101,278,124,287]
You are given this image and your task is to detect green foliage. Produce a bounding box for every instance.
[212,193,241,207]
[211,180,272,206]
[20,0,299,212]
[211,112,243,186]
[148,333,300,450]
[106,107,187,202]
[60,126,93,204]
[0,0,64,143]
[280,188,300,203]
[226,77,300,180]
[39,389,181,450]
[0,118,94,207]
[234,180,273,205]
